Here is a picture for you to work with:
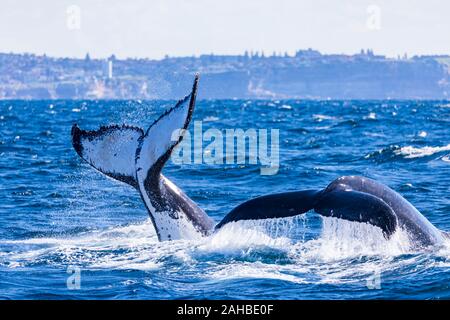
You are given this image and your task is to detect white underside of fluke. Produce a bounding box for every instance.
[79,127,141,178]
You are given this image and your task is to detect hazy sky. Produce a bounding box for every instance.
[1,0,449,59]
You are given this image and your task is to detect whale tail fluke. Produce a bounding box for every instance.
[72,75,212,241]
[215,190,320,229]
[71,74,199,191]
[217,187,398,238]
[71,124,144,188]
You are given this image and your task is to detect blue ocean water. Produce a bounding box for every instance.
[0,99,449,299]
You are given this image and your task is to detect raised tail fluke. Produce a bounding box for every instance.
[72,75,213,241]
[133,75,214,240]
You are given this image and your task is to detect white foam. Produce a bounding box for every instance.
[198,221,291,254]
[0,220,159,269]
[364,112,377,120]
[2,216,449,286]
[207,262,306,284]
[417,131,427,138]
[2,220,157,246]
[313,114,337,121]
[203,116,219,122]
[394,144,450,159]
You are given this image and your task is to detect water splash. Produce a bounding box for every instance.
[297,217,412,262]
[0,216,427,269]
[1,215,449,295]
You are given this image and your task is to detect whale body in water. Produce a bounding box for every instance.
[71,75,448,248]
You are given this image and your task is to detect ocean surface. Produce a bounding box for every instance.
[0,99,449,299]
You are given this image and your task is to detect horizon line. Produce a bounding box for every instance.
[2,48,450,61]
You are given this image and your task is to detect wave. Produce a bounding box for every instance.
[363,112,377,120]
[2,214,447,289]
[365,144,450,162]
[394,144,450,159]
[202,217,440,286]
[312,114,337,121]
[203,116,219,122]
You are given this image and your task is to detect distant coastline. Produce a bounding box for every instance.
[1,49,449,100]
